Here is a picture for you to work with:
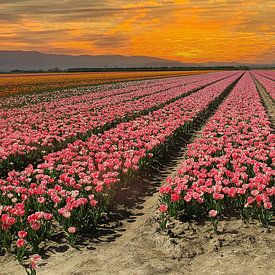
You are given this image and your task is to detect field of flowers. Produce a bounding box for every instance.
[0,70,274,274]
[255,70,275,81]
[0,71,235,175]
[0,71,209,97]
[159,72,274,231]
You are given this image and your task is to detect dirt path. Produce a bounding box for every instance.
[1,202,275,275]
[39,214,275,275]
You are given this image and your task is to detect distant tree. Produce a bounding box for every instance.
[48,67,62,72]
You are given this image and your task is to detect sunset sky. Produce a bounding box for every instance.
[0,0,274,63]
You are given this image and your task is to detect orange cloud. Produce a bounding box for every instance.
[0,0,274,63]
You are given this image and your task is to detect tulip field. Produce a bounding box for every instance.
[0,70,207,98]
[0,70,274,274]
[0,71,235,175]
[159,71,275,231]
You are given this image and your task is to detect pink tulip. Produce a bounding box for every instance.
[18,230,28,239]
[68,227,77,234]
[209,210,218,217]
[16,239,25,248]
[159,204,168,213]
[30,254,41,270]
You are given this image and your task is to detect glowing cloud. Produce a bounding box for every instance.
[0,0,274,63]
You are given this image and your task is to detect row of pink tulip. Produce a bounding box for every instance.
[0,72,242,265]
[0,75,187,117]
[158,72,275,231]
[256,70,275,81]
[0,76,187,109]
[0,72,236,166]
[251,71,275,100]
[0,80,121,109]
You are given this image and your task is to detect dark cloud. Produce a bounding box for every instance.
[0,13,21,22]
[0,29,74,44]
[0,0,26,3]
[0,1,161,22]
[92,33,129,48]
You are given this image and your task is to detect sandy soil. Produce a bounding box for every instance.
[1,192,274,275]
[38,206,275,275]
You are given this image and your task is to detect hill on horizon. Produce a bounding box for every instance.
[0,51,274,71]
[0,51,185,71]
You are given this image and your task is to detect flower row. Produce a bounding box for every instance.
[0,78,153,109]
[0,72,235,167]
[158,72,274,230]
[0,72,242,264]
[0,70,199,98]
[256,70,275,81]
[251,71,275,100]
[0,75,186,114]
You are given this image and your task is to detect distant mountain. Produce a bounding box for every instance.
[0,51,187,71]
[0,51,274,71]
